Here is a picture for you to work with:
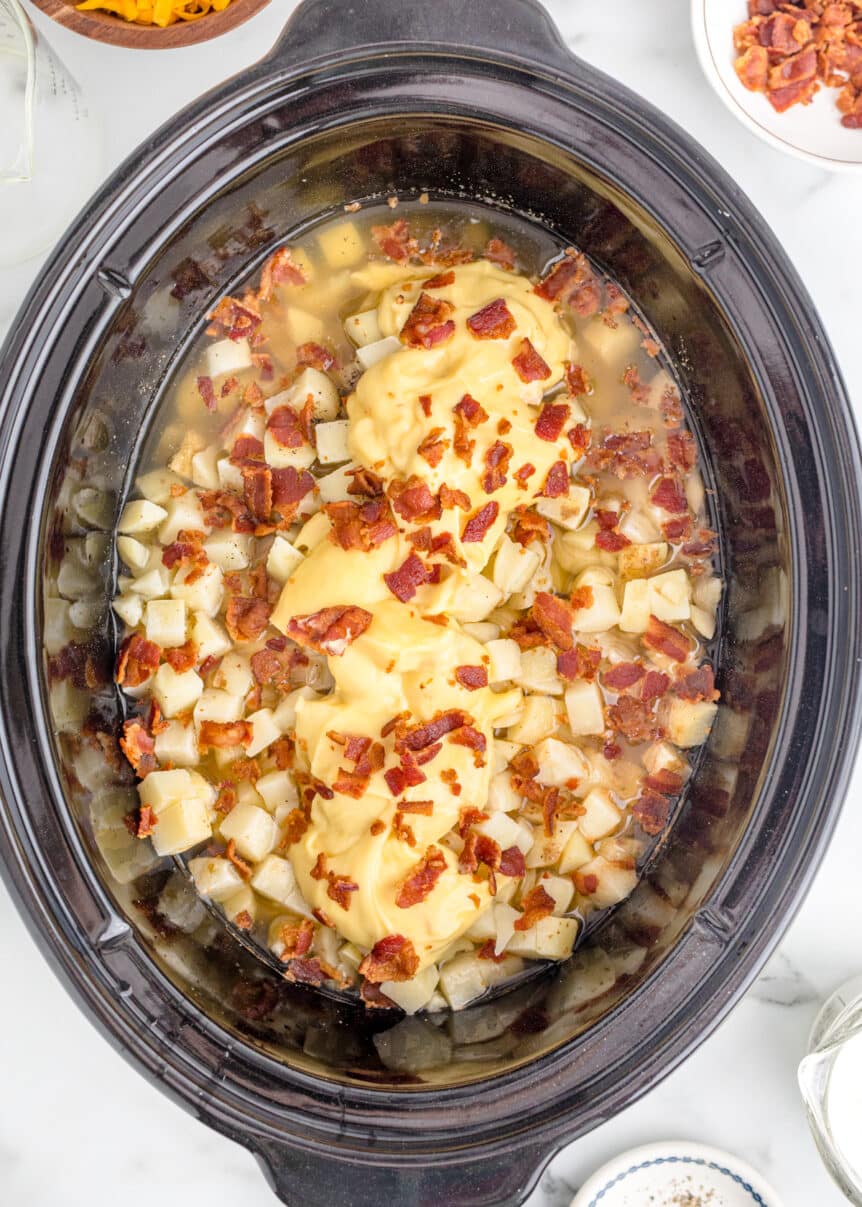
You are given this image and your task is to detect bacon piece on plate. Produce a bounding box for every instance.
[359,934,420,982]
[643,615,692,663]
[512,338,552,383]
[467,298,516,340]
[514,884,555,930]
[396,846,448,907]
[384,552,434,602]
[462,500,499,542]
[400,292,456,349]
[286,605,373,655]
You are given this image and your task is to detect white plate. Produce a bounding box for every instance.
[692,0,862,171]
[570,1140,784,1207]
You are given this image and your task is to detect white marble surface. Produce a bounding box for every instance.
[1,1,860,1203]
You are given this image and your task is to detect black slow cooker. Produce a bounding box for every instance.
[2,1,861,1203]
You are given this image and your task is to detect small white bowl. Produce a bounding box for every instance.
[570,1140,784,1207]
[692,0,862,171]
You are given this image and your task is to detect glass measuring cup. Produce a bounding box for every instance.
[0,0,102,268]
[798,976,862,1205]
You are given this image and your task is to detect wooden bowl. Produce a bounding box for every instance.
[30,0,273,49]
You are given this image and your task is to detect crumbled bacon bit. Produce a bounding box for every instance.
[418,394,433,418]
[455,665,489,690]
[440,484,471,511]
[603,662,644,691]
[571,585,595,612]
[384,552,434,602]
[514,462,536,488]
[136,805,158,838]
[424,269,455,289]
[326,499,397,550]
[499,845,526,877]
[242,463,273,521]
[163,639,199,674]
[358,934,420,982]
[346,467,385,498]
[199,720,254,751]
[534,402,570,442]
[258,246,306,300]
[643,615,693,663]
[285,605,373,656]
[587,429,659,479]
[482,440,513,493]
[662,516,693,543]
[651,476,689,515]
[542,460,569,498]
[277,918,314,959]
[267,405,306,450]
[416,426,448,468]
[565,362,590,396]
[532,591,577,651]
[476,939,507,962]
[388,476,441,524]
[207,295,262,342]
[280,807,310,846]
[511,507,549,547]
[226,838,253,879]
[641,670,671,700]
[667,430,697,472]
[452,393,488,465]
[196,375,216,412]
[512,338,552,383]
[370,819,386,836]
[644,768,684,795]
[327,873,359,911]
[633,790,671,836]
[372,218,418,264]
[225,596,271,642]
[115,634,160,688]
[296,341,335,371]
[557,644,601,681]
[462,500,499,542]
[607,695,658,743]
[514,885,555,930]
[674,664,719,702]
[400,292,456,349]
[622,364,651,405]
[119,719,156,777]
[467,298,516,339]
[595,528,631,552]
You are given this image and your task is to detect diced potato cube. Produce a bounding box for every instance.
[534,736,590,785]
[574,581,621,633]
[493,534,541,596]
[580,314,640,360]
[117,535,150,572]
[486,638,522,684]
[129,564,170,601]
[266,535,305,584]
[256,770,299,813]
[356,336,402,369]
[170,562,224,617]
[145,599,187,648]
[578,787,621,842]
[564,679,605,737]
[381,965,440,1015]
[618,509,662,545]
[150,797,212,857]
[168,431,207,481]
[188,855,244,902]
[223,885,257,926]
[135,468,186,505]
[215,652,253,696]
[691,606,716,640]
[538,873,575,914]
[220,801,277,862]
[345,309,382,347]
[154,720,199,767]
[250,853,306,911]
[294,511,330,554]
[558,827,594,874]
[487,771,522,814]
[216,457,244,493]
[663,697,718,748]
[236,781,265,809]
[317,220,365,268]
[649,569,691,623]
[138,768,193,812]
[118,499,167,535]
[112,594,142,628]
[288,307,325,346]
[316,461,359,504]
[194,688,243,728]
[273,685,318,731]
[642,741,689,781]
[619,578,651,633]
[535,485,591,531]
[315,419,351,465]
[189,444,221,491]
[264,431,316,472]
[203,531,252,572]
[476,812,533,855]
[526,820,579,868]
[246,708,281,757]
[493,738,519,773]
[575,856,638,909]
[204,337,252,379]
[282,366,341,422]
[152,664,203,718]
[619,541,668,581]
[506,914,578,960]
[517,646,563,696]
[191,612,232,661]
[507,696,558,745]
[448,574,503,623]
[693,576,722,612]
[438,953,490,1011]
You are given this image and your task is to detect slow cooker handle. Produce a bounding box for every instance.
[267,0,574,72]
[255,1137,556,1207]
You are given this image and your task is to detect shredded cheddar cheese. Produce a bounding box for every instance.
[76,0,232,27]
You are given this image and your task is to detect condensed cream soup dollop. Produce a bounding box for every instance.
[271,259,576,968]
